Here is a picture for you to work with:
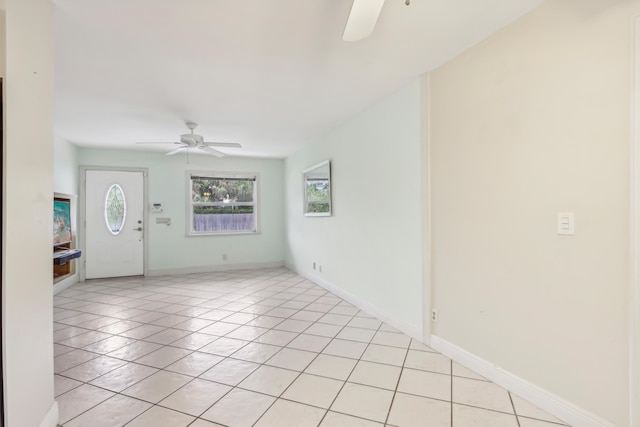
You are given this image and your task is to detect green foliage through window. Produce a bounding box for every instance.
[192,178,254,203]
[193,206,254,215]
[305,178,330,213]
[306,179,330,202]
[189,174,257,234]
[306,202,330,213]
[303,161,331,216]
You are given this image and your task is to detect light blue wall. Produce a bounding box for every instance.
[284,80,425,337]
[77,149,285,274]
[54,136,79,195]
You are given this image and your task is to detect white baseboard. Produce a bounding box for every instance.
[147,261,284,277]
[287,264,422,341]
[430,335,617,427]
[39,401,58,427]
[53,273,79,295]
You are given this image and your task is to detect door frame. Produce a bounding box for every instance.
[420,73,432,345]
[631,15,639,427]
[79,166,149,281]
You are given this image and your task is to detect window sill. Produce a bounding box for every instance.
[187,230,259,237]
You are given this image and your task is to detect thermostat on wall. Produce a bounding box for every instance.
[150,203,164,213]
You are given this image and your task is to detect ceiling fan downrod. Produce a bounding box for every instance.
[186,121,198,133]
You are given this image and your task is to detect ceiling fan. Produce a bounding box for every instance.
[136,122,241,157]
[343,0,410,42]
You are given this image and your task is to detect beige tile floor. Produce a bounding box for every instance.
[53,268,570,427]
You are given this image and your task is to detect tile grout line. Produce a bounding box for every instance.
[383,337,412,426]
[451,358,454,427]
[509,391,521,427]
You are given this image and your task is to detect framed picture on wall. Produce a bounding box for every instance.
[303,160,331,216]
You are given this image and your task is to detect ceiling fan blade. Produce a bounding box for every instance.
[343,0,385,42]
[165,146,186,156]
[137,122,243,157]
[198,145,225,157]
[204,142,242,148]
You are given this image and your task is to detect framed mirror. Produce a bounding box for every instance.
[303,160,331,216]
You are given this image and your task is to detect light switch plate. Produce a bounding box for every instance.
[557,212,575,235]
[156,217,171,225]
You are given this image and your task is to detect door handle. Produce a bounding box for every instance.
[133,227,143,231]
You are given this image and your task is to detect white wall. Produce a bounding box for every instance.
[2,0,57,426]
[429,1,635,425]
[285,80,424,337]
[78,148,285,274]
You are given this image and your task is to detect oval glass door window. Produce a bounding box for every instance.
[105,184,126,235]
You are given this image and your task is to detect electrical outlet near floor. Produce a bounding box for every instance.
[313,262,316,270]
[222,253,228,261]
[431,309,438,322]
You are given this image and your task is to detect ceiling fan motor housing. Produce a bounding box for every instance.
[180,133,203,145]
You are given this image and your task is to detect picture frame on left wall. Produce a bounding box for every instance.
[53,197,72,246]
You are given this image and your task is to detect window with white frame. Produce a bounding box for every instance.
[188,173,258,235]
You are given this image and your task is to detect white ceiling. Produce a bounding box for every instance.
[54,0,543,158]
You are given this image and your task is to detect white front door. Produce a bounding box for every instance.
[85,170,145,279]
